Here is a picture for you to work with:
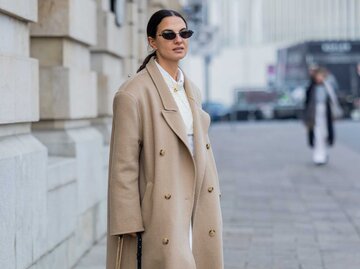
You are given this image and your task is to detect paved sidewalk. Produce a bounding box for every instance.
[215,121,360,269]
[75,121,360,269]
[73,236,106,269]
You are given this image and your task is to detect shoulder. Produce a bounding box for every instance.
[184,76,203,106]
[115,69,152,100]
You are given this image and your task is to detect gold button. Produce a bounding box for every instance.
[159,149,165,156]
[173,88,178,92]
[206,143,210,150]
[208,186,214,193]
[164,193,172,200]
[162,238,169,245]
[209,229,216,237]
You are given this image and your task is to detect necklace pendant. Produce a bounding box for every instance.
[173,87,178,92]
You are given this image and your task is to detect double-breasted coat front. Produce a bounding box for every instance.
[106,56,224,269]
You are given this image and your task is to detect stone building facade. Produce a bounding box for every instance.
[219,0,360,47]
[0,0,184,268]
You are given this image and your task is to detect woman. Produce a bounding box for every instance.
[106,9,224,269]
[304,67,342,165]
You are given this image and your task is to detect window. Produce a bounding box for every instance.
[110,0,125,27]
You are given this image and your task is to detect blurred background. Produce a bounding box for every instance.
[0,0,359,269]
[183,0,360,122]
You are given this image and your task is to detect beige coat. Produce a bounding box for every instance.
[106,56,224,269]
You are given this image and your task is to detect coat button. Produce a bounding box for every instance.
[208,186,214,193]
[206,143,210,150]
[209,229,216,237]
[159,149,165,156]
[162,238,169,245]
[164,193,172,199]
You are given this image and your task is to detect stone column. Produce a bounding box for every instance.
[30,0,104,266]
[138,0,149,67]
[91,0,127,142]
[125,0,140,74]
[0,1,48,269]
[90,0,129,240]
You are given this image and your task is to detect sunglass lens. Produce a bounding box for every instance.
[180,30,193,39]
[162,31,176,40]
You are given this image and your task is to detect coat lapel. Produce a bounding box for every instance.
[183,74,208,216]
[145,57,191,154]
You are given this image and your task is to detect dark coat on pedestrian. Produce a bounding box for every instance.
[106,56,224,269]
[303,80,334,147]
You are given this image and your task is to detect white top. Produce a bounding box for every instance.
[155,60,194,156]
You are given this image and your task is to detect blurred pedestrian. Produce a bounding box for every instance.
[106,9,223,269]
[304,67,342,165]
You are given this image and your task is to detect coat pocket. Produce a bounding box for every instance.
[115,235,124,269]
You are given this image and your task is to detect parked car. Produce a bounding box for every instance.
[202,101,231,122]
[273,91,303,119]
[232,89,277,120]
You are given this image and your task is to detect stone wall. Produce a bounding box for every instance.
[0,0,183,268]
[0,1,45,269]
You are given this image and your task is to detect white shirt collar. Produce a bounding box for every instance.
[154,59,184,91]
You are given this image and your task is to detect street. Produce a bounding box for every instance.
[215,120,360,269]
[75,120,360,269]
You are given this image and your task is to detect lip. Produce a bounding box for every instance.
[173,47,184,52]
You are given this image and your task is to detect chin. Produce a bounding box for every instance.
[159,51,187,62]
[171,53,187,61]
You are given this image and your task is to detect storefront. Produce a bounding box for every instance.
[276,40,360,116]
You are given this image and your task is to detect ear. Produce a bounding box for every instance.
[148,36,157,50]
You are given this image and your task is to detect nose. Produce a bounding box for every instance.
[174,33,183,43]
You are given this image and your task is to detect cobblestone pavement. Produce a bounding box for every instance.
[75,121,360,269]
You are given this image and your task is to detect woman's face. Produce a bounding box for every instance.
[148,16,189,62]
[315,72,325,84]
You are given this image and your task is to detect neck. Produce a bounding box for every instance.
[155,56,179,80]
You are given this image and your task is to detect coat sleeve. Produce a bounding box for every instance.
[108,90,145,236]
[192,84,203,108]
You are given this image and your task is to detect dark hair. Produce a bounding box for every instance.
[136,9,188,73]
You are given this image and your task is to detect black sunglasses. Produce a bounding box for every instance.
[158,29,194,40]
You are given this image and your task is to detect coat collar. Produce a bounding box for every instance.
[145,56,196,111]
[145,56,207,209]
